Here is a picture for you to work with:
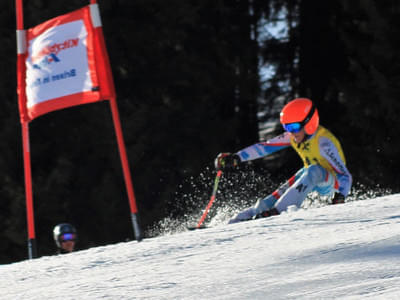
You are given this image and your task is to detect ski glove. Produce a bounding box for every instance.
[214,153,240,170]
[332,192,345,205]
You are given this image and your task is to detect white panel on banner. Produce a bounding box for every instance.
[17,30,27,54]
[90,4,102,28]
[26,20,92,107]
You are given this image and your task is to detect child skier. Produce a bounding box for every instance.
[215,98,352,223]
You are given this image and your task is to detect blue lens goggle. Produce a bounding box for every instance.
[283,122,302,133]
[61,233,76,242]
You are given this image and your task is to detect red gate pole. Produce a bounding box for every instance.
[109,97,142,241]
[22,123,37,258]
[90,0,142,241]
[16,0,37,259]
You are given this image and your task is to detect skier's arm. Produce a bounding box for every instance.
[319,137,352,197]
[237,132,291,162]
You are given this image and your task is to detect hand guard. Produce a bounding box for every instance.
[332,193,345,205]
[214,153,240,170]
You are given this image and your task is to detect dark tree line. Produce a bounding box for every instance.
[0,0,398,263]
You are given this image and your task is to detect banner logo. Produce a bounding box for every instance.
[33,53,60,69]
[31,38,79,70]
[32,38,79,62]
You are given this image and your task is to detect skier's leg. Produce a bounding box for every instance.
[253,169,304,214]
[228,171,302,224]
[313,170,338,196]
[274,164,328,212]
[228,207,257,224]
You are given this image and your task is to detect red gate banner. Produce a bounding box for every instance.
[22,4,114,122]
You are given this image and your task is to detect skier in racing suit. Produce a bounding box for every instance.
[215,98,352,224]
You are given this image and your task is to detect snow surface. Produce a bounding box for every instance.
[1,194,400,299]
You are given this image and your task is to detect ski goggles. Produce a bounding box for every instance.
[282,122,303,133]
[60,233,76,243]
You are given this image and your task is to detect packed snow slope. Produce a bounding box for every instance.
[1,194,400,299]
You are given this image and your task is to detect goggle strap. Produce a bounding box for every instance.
[301,104,315,126]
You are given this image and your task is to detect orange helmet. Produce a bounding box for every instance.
[280,98,319,135]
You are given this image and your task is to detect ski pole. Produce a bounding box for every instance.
[196,170,223,228]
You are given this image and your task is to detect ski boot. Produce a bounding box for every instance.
[253,208,280,219]
[331,193,345,205]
